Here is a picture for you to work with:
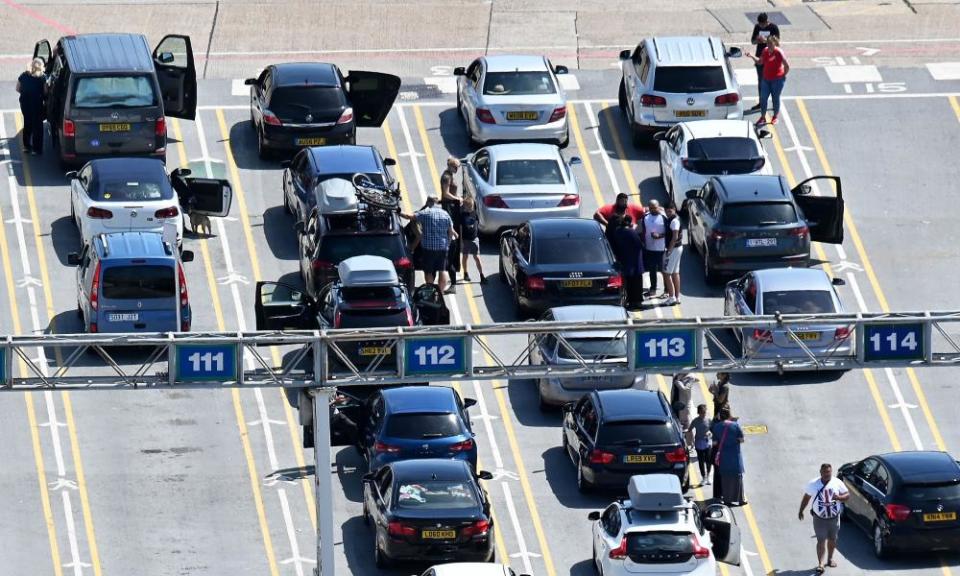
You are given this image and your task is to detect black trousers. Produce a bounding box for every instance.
[625,275,644,308]
[696,448,712,479]
[643,250,664,292]
[21,106,43,153]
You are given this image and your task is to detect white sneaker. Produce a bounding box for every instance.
[703,478,711,485]
[664,297,678,306]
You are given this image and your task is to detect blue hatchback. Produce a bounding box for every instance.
[360,386,478,472]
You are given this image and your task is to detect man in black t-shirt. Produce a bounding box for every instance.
[749,13,780,112]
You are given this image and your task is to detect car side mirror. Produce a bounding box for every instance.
[180,250,195,263]
[158,52,175,64]
[280,160,291,169]
[619,49,631,60]
[65,170,78,179]
[652,131,667,142]
[797,184,813,195]
[463,397,477,409]
[685,189,700,200]
[726,47,743,58]
[383,158,397,167]
[562,401,575,412]
[568,156,582,166]
[757,129,772,139]
[587,511,601,521]
[244,78,257,86]
[294,222,306,235]
[172,167,192,178]
[477,470,494,481]
[453,66,466,76]
[832,277,846,286]
[554,65,569,75]
[67,253,80,266]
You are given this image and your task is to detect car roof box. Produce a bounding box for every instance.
[317,178,358,215]
[338,255,399,287]
[627,474,685,511]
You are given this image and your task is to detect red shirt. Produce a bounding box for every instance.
[598,203,645,222]
[761,47,786,81]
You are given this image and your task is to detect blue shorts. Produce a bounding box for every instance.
[421,249,448,274]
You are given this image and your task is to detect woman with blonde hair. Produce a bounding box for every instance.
[16,57,47,155]
[459,195,486,284]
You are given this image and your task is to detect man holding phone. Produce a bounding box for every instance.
[749,13,780,112]
[641,199,667,298]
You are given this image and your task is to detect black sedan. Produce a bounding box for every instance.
[363,459,495,567]
[245,62,401,158]
[499,218,623,316]
[838,451,960,558]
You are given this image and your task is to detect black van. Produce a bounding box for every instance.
[32,33,197,168]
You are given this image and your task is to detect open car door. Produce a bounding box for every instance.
[703,503,742,566]
[33,39,51,68]
[254,281,314,331]
[152,34,197,120]
[330,389,365,447]
[412,283,450,326]
[173,171,234,218]
[345,71,402,128]
[791,175,844,244]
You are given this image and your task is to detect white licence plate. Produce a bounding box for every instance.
[746,238,777,247]
[108,313,138,322]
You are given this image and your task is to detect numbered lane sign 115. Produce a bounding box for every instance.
[634,329,698,369]
[862,323,925,362]
[174,343,240,382]
[404,337,468,376]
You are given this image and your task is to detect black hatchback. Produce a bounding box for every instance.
[499,218,623,316]
[838,451,960,558]
[562,389,689,493]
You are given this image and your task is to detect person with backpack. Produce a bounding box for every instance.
[663,201,683,306]
[459,195,486,284]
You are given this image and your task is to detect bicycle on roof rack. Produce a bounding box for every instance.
[352,172,402,231]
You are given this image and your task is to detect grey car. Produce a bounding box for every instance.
[723,268,854,363]
[529,305,646,410]
[463,143,581,234]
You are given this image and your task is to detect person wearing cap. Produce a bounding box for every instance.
[594,193,645,233]
[749,13,780,112]
[401,195,458,293]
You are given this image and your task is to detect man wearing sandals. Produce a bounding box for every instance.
[798,463,850,573]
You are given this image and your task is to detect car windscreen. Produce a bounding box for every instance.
[101,265,174,299]
[599,420,677,445]
[653,66,727,93]
[558,338,627,360]
[319,234,404,263]
[761,290,836,315]
[338,308,408,329]
[720,202,798,226]
[688,137,759,160]
[496,160,565,186]
[269,86,344,119]
[395,480,478,510]
[94,178,173,202]
[902,481,960,502]
[385,413,462,439]
[625,532,696,564]
[483,71,556,95]
[534,237,609,265]
[72,75,158,108]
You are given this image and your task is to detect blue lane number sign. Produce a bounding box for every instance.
[404,337,467,376]
[175,343,240,382]
[634,329,697,368]
[862,323,925,362]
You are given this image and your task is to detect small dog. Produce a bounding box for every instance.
[189,211,212,236]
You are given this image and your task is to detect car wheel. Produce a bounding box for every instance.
[537,384,551,412]
[76,300,83,320]
[577,457,593,493]
[558,129,570,149]
[362,502,370,526]
[593,540,603,576]
[562,428,570,456]
[513,287,529,319]
[457,91,463,115]
[704,253,721,286]
[498,256,507,284]
[374,541,392,569]
[631,124,646,149]
[283,190,294,215]
[257,129,270,160]
[681,473,690,493]
[487,548,496,563]
[618,79,628,118]
[873,523,889,559]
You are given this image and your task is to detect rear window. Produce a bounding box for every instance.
[73,75,158,108]
[318,234,404,263]
[653,66,727,93]
[95,179,172,202]
[269,86,344,117]
[688,137,759,160]
[600,420,677,445]
[342,286,403,303]
[338,309,408,329]
[483,71,556,95]
[720,202,797,226]
[558,338,627,360]
[761,290,836,314]
[496,160,564,186]
[101,265,174,299]
[534,237,609,265]
[385,413,462,439]
[903,482,960,502]
[626,532,696,564]
[395,480,478,510]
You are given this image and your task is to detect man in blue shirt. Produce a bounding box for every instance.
[402,195,458,293]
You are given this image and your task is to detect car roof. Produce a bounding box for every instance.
[483,54,549,73]
[647,36,725,66]
[683,120,756,140]
[95,232,174,259]
[337,256,398,287]
[753,268,834,293]
[62,33,154,74]
[309,145,383,175]
[390,458,472,481]
[273,62,339,87]
[713,175,789,202]
[879,451,960,484]
[530,218,603,239]
[88,157,166,180]
[550,305,628,339]
[596,390,667,422]
[486,143,562,162]
[432,564,510,576]
[627,474,685,511]
[382,386,459,414]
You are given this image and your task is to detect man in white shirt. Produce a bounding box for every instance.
[798,463,850,573]
[641,200,666,298]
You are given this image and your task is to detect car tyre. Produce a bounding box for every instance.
[618,79,628,118]
[537,384,551,412]
[558,129,570,149]
[631,124,647,149]
[487,549,496,563]
[577,458,593,493]
[374,542,392,569]
[362,502,370,526]
[873,523,889,559]
[704,253,721,286]
[593,540,603,576]
[257,129,270,160]
[513,287,529,319]
[498,256,508,284]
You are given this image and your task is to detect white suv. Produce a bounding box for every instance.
[589,474,741,576]
[618,37,744,147]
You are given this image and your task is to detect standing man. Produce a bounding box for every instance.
[440,156,462,205]
[749,13,780,112]
[663,201,683,306]
[641,199,666,299]
[799,463,850,574]
[401,195,458,293]
[611,215,645,310]
[440,158,463,293]
[594,192,645,230]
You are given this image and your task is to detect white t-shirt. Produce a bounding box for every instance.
[668,216,681,249]
[805,477,849,518]
[643,213,666,251]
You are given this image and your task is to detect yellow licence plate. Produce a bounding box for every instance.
[561,279,592,288]
[674,110,706,118]
[923,512,957,522]
[506,111,538,121]
[296,137,327,146]
[359,346,391,356]
[99,123,131,132]
[624,455,657,464]
[422,529,456,539]
[795,332,819,341]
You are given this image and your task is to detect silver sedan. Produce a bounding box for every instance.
[461,143,581,234]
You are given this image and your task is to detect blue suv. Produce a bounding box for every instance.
[68,232,194,333]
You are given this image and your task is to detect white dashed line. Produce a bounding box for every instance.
[926,62,960,81]
[824,65,882,84]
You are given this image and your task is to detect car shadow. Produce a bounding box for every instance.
[832,520,960,571]
[438,107,473,160]
[51,215,81,266]
[722,370,846,387]
[505,378,564,428]
[595,103,659,164]
[676,241,726,299]
[226,120,286,172]
[335,446,366,503]
[570,559,596,576]
[263,205,299,261]
[542,446,615,509]
[341,515,433,574]
[9,134,72,188]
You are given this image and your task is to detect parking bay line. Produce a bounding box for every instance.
[566,103,606,210]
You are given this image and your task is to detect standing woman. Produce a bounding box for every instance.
[459,195,486,284]
[747,35,789,126]
[711,408,746,506]
[709,372,732,419]
[16,58,47,155]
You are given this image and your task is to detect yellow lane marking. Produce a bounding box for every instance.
[795,99,947,453]
[566,103,606,209]
[17,113,102,576]
[601,104,638,199]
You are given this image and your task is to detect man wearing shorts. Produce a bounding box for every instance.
[663,202,683,305]
[798,463,850,573]
[401,195,458,293]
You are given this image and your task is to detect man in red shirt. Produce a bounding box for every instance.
[747,35,789,126]
[594,193,645,230]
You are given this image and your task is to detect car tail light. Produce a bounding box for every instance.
[63,119,75,138]
[710,230,742,242]
[714,93,740,106]
[589,449,615,465]
[885,503,911,522]
[86,207,113,219]
[609,537,628,559]
[753,329,773,342]
[640,94,666,107]
[449,439,474,453]
[89,262,101,311]
[462,519,490,537]
[262,110,282,126]
[606,274,623,290]
[525,276,545,291]
[89,322,98,333]
[312,259,335,272]
[375,441,401,454]
[334,310,342,328]
[483,195,508,209]
[155,117,166,137]
[405,307,414,327]
[336,107,354,125]
[834,326,851,340]
[387,521,416,537]
[548,106,566,123]
[394,256,413,269]
[790,225,810,238]
[665,446,688,463]
[692,535,711,559]
[681,158,692,170]
[558,194,579,207]
[178,263,188,308]
[181,320,191,332]
[154,206,179,219]
[476,108,496,124]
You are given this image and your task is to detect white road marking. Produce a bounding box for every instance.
[584,102,622,197]
[824,65,882,83]
[231,78,248,97]
[734,68,758,87]
[845,273,869,315]
[557,74,580,91]
[396,107,430,207]
[423,76,458,94]
[857,47,881,57]
[278,489,309,576]
[502,483,538,574]
[885,367,924,449]
[61,491,91,575]
[926,62,960,81]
